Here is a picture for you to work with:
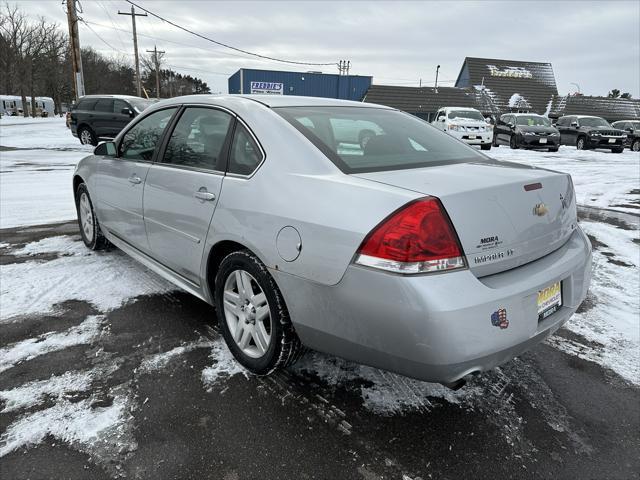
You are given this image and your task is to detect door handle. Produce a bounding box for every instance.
[194,190,216,201]
[128,175,142,184]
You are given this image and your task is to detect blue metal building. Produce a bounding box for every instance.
[228,68,372,101]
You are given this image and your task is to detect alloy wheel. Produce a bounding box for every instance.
[223,269,272,358]
[577,138,585,150]
[79,193,94,240]
[632,141,639,152]
[80,129,93,145]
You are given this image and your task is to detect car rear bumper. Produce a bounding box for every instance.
[273,226,592,384]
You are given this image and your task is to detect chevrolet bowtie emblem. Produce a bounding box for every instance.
[533,203,549,216]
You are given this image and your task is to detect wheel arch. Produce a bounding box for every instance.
[205,239,257,301]
[73,174,85,200]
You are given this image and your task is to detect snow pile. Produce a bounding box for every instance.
[1,236,174,321]
[0,370,93,413]
[0,315,105,373]
[201,338,248,389]
[552,221,639,384]
[140,339,213,372]
[0,388,136,460]
[508,93,531,109]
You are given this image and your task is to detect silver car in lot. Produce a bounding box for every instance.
[73,95,592,388]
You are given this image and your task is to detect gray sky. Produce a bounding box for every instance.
[14,0,640,97]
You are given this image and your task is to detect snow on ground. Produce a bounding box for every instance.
[0,116,91,151]
[489,146,640,215]
[548,220,639,384]
[0,236,173,321]
[0,315,105,373]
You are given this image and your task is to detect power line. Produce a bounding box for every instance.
[124,0,336,67]
[79,18,127,55]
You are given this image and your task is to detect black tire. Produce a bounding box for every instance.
[75,183,109,250]
[611,147,624,154]
[576,136,587,150]
[214,250,303,375]
[548,147,559,152]
[631,139,640,152]
[480,144,491,151]
[78,126,97,146]
[509,135,519,149]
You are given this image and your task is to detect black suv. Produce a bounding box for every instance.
[70,95,155,145]
[611,120,640,152]
[493,113,560,151]
[555,115,626,153]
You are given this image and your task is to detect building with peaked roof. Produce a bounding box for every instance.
[548,95,640,122]
[455,57,558,115]
[363,85,500,121]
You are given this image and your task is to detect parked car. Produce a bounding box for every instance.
[70,95,155,145]
[611,120,640,151]
[555,115,626,153]
[73,95,591,389]
[431,107,492,150]
[493,113,560,151]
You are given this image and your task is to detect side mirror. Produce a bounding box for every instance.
[627,127,634,133]
[507,122,514,129]
[121,108,134,117]
[94,141,117,157]
[570,121,579,127]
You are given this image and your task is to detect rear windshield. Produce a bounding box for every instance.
[516,115,551,126]
[448,109,485,122]
[275,106,484,174]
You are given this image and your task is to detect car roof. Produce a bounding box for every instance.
[443,106,479,111]
[79,95,148,100]
[511,113,544,116]
[149,94,389,110]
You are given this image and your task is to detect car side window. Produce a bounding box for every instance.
[77,98,97,111]
[162,107,232,171]
[120,108,177,161]
[113,99,129,114]
[228,123,263,175]
[95,98,114,113]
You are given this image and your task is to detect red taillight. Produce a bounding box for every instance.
[355,197,466,274]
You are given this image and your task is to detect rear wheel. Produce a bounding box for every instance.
[78,126,97,146]
[631,139,640,152]
[480,144,491,151]
[576,136,587,150]
[509,135,519,149]
[215,250,303,375]
[75,183,108,250]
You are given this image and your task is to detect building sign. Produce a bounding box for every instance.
[487,65,533,79]
[250,81,284,95]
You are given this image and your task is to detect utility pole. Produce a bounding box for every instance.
[146,46,165,99]
[434,64,440,92]
[119,6,147,97]
[66,0,85,100]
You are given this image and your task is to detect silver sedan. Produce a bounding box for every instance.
[73,95,591,388]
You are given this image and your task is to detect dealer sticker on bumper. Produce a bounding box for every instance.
[537,281,562,321]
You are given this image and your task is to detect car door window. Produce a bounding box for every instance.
[228,123,263,175]
[113,99,129,114]
[95,98,114,113]
[162,107,232,171]
[120,108,177,161]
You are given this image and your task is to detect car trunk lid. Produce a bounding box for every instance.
[353,160,577,277]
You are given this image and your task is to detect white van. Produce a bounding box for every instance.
[431,107,492,150]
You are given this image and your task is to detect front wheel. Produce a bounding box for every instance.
[631,139,640,152]
[215,250,303,375]
[510,135,519,149]
[576,136,587,150]
[75,183,108,250]
[480,144,491,151]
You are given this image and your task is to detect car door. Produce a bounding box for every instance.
[95,107,178,253]
[497,115,511,144]
[143,106,234,284]
[556,117,569,145]
[93,98,114,138]
[111,99,135,137]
